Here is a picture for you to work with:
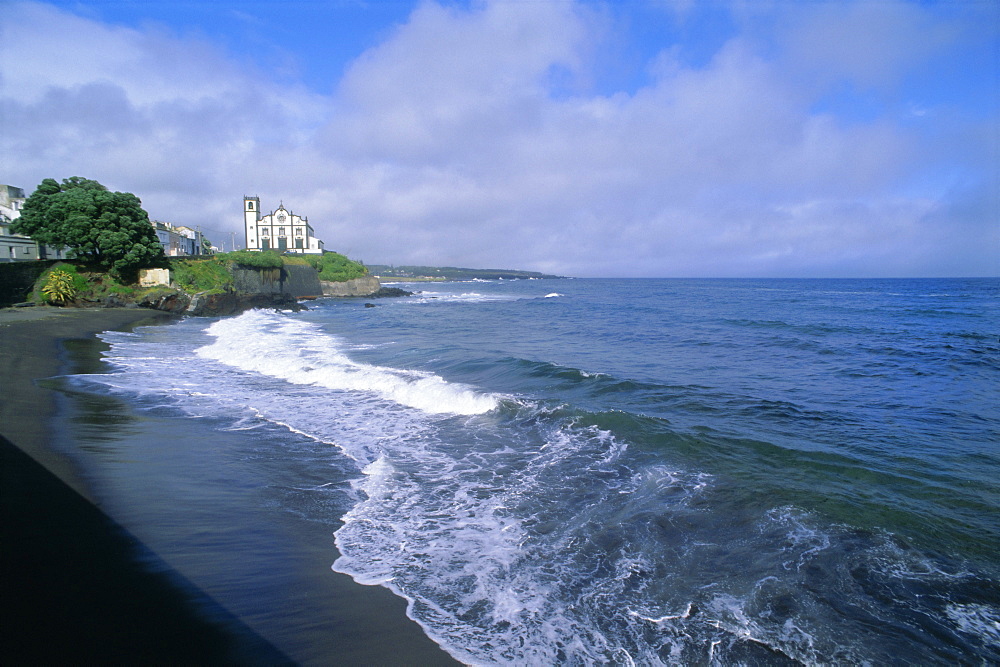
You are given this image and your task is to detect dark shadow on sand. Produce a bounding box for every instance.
[0,432,293,665]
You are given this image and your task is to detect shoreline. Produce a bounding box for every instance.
[0,306,458,664]
[0,306,180,496]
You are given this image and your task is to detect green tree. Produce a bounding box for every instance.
[13,177,165,278]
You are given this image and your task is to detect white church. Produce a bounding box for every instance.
[243,196,324,254]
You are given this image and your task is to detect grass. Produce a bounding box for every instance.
[169,257,233,293]
[222,249,284,269]
[305,252,368,282]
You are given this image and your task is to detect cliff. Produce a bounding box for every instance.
[232,264,322,299]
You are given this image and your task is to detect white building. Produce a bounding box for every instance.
[244,196,324,254]
[152,220,205,256]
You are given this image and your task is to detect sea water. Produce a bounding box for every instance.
[74,278,998,664]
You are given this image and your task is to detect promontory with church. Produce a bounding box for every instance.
[0,178,558,314]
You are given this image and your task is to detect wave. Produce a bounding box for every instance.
[195,310,498,416]
[409,290,520,304]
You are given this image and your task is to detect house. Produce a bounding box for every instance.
[243,196,324,254]
[0,184,65,262]
[152,220,205,257]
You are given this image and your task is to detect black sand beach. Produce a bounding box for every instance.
[0,307,457,665]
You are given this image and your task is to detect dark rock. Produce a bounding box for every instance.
[185,291,303,317]
[101,295,139,309]
[371,287,413,298]
[139,291,191,314]
[134,288,302,317]
[364,303,377,308]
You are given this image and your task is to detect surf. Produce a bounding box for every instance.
[195,309,498,416]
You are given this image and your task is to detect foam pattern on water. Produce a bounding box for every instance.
[196,310,497,416]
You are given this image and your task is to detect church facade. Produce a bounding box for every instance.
[244,196,324,254]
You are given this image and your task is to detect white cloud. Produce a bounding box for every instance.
[1,0,995,275]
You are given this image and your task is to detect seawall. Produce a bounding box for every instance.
[0,261,57,307]
[321,275,382,297]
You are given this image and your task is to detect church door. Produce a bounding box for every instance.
[278,238,287,251]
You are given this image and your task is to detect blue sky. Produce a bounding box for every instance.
[2,0,997,276]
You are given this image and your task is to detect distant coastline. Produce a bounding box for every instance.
[368,264,565,281]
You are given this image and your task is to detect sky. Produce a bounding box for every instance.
[1,0,997,277]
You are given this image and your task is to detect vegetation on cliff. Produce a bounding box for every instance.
[304,252,368,282]
[167,250,367,293]
[169,256,234,293]
[26,261,157,306]
[224,249,284,269]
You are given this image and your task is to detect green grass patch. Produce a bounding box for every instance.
[305,252,368,282]
[169,257,233,293]
[222,249,284,269]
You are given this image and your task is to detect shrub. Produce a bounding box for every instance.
[41,269,77,304]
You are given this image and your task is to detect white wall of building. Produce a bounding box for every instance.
[244,196,324,254]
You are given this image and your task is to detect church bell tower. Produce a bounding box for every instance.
[244,195,260,250]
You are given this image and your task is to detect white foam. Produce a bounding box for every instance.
[945,603,1000,646]
[195,310,498,416]
[411,290,518,304]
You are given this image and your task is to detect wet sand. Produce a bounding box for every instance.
[0,306,458,665]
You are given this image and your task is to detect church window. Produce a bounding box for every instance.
[295,227,303,237]
[248,201,254,210]
[261,227,269,236]
[278,227,286,237]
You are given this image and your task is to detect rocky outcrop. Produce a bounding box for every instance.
[370,286,413,298]
[320,276,415,298]
[138,289,301,316]
[321,275,382,297]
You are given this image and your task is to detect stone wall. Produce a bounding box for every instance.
[0,261,55,307]
[139,268,171,287]
[320,275,382,297]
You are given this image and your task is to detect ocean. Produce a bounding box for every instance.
[61,278,998,664]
